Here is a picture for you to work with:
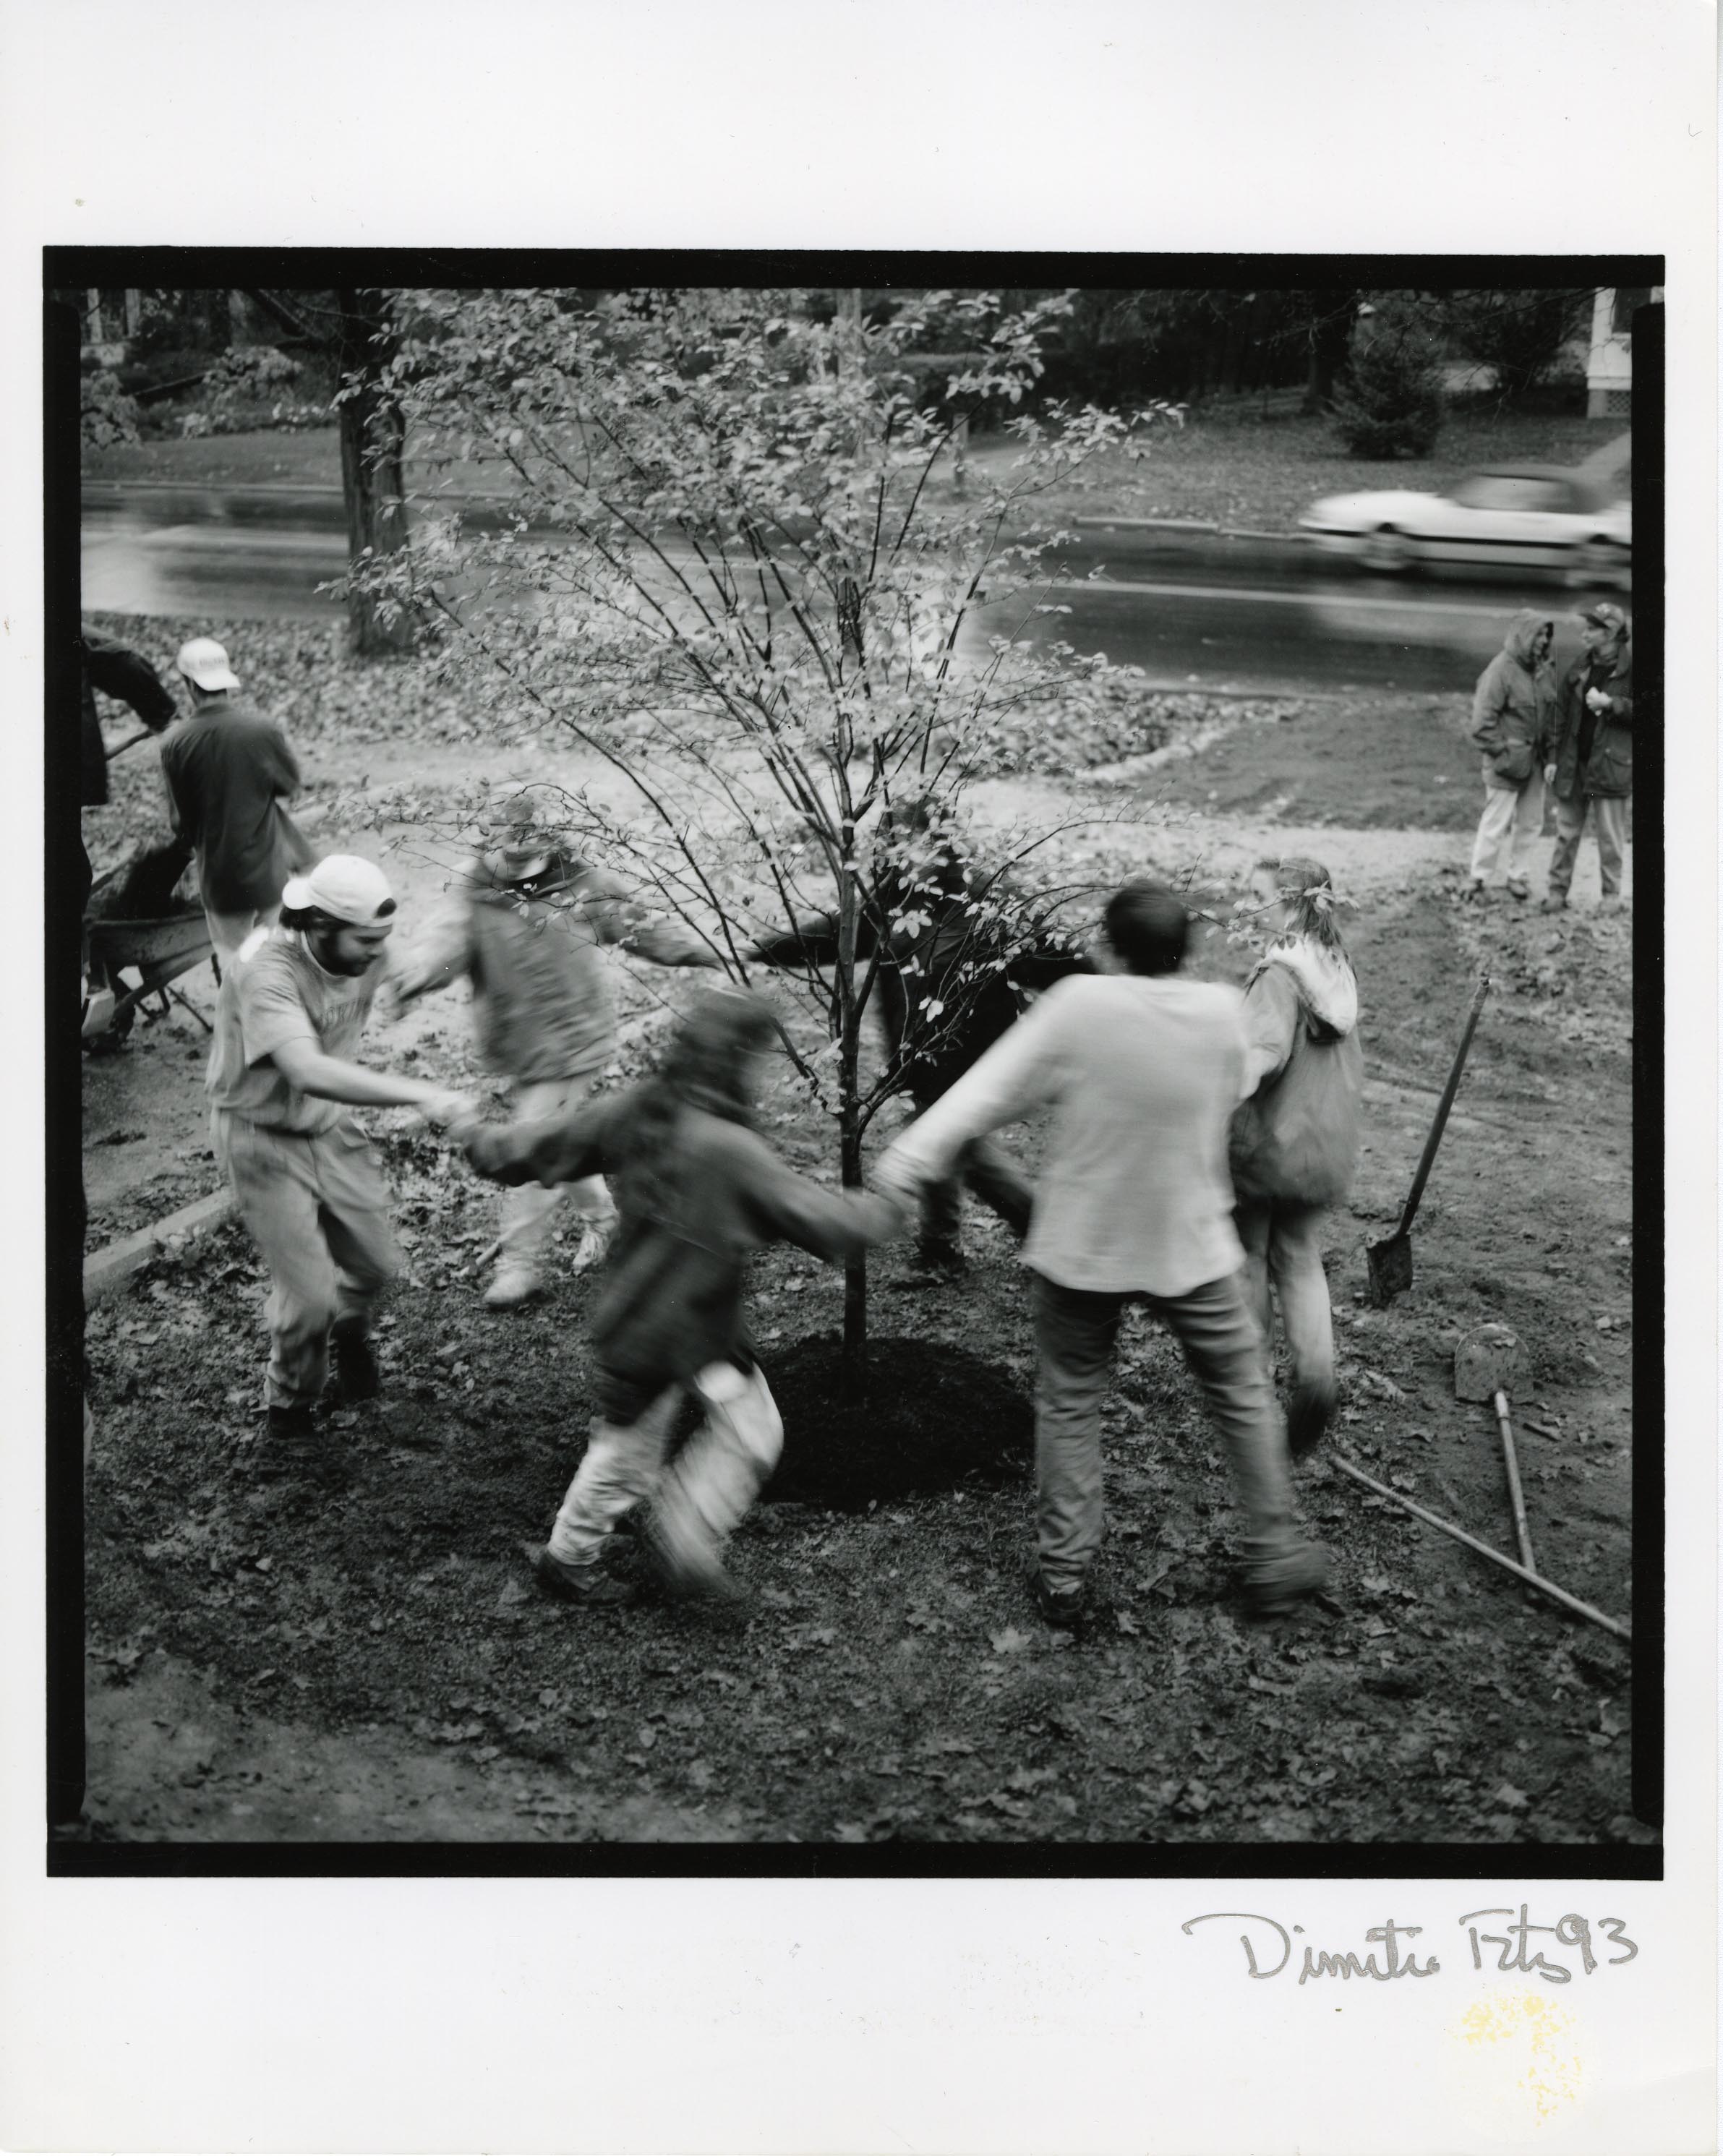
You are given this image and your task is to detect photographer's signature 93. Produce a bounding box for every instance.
[1182,1907,1638,1986]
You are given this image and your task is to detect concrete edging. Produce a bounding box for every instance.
[84,1188,234,1306]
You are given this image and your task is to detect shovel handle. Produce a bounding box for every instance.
[1493,1389,1536,1573]
[1393,972,1490,1236]
[105,727,157,762]
[1330,1453,1629,1642]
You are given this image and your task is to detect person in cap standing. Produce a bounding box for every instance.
[1543,602,1634,914]
[208,855,479,1481]
[384,790,723,1309]
[876,879,1330,1630]
[1463,609,1556,904]
[159,636,315,957]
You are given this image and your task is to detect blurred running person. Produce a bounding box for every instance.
[466,988,907,1607]
[385,791,722,1309]
[1543,602,1634,915]
[160,636,315,957]
[878,880,1329,1628]
[1465,609,1555,903]
[210,855,476,1482]
[1231,858,1365,1460]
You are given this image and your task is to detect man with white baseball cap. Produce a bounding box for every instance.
[159,636,314,956]
[208,854,479,1484]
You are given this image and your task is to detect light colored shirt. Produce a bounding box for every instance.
[207,928,380,1134]
[879,972,1250,1296]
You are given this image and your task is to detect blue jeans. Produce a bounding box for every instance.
[1030,1269,1297,1589]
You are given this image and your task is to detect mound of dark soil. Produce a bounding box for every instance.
[764,1333,1033,1510]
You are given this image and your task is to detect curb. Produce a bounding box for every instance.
[85,1188,233,1306]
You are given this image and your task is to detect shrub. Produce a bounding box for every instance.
[81,369,142,448]
[1332,321,1445,458]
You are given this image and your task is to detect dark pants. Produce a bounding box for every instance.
[919,1136,1034,1254]
[1031,1270,1298,1590]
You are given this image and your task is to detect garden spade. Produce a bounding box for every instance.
[1365,972,1491,1306]
[1455,1322,1535,1572]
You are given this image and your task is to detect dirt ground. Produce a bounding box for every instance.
[76,649,1642,1848]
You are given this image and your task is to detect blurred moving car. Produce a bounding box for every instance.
[1299,465,1631,581]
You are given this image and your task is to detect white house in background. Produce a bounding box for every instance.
[1586,286,1662,419]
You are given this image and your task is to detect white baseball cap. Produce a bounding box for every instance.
[281,855,397,925]
[176,636,241,692]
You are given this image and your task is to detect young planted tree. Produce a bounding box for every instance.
[346,287,1171,1388]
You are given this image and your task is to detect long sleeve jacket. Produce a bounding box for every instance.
[468,1087,903,1418]
[1549,647,1634,801]
[80,633,178,807]
[393,854,715,1085]
[1468,610,1556,787]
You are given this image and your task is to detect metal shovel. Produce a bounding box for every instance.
[1365,972,1491,1306]
[1455,1322,1535,1571]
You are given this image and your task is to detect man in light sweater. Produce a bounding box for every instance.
[877,879,1330,1628]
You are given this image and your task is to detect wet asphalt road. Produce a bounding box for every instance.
[81,484,1624,696]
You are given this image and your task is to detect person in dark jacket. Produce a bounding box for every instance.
[467,988,907,1607]
[1465,609,1555,902]
[386,791,722,1308]
[158,637,314,956]
[1542,602,1633,914]
[78,629,179,909]
[749,802,1090,1272]
[1231,859,1365,1460]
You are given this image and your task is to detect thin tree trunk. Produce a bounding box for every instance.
[834,855,868,1403]
[839,1098,868,1404]
[335,287,416,657]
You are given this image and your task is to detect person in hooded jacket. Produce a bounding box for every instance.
[1231,858,1365,1460]
[1465,609,1556,902]
[1542,601,1633,914]
[466,988,908,1607]
[383,792,723,1308]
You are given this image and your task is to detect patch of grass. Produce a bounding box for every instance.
[82,429,512,497]
[1130,690,1487,832]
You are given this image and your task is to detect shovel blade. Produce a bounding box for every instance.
[1366,1231,1414,1307]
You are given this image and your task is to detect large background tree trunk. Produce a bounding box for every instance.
[334,287,415,656]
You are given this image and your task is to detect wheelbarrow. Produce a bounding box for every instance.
[82,910,215,1048]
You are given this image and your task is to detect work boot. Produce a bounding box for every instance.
[1030,1567,1087,1633]
[1460,881,1490,906]
[1505,876,1531,902]
[1540,893,1568,914]
[330,1317,380,1402]
[1239,1538,1330,1617]
[1596,894,1625,915]
[525,1542,637,1607]
[570,1218,615,1274]
[484,1265,543,1309]
[914,1236,968,1279]
[1286,1378,1337,1460]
